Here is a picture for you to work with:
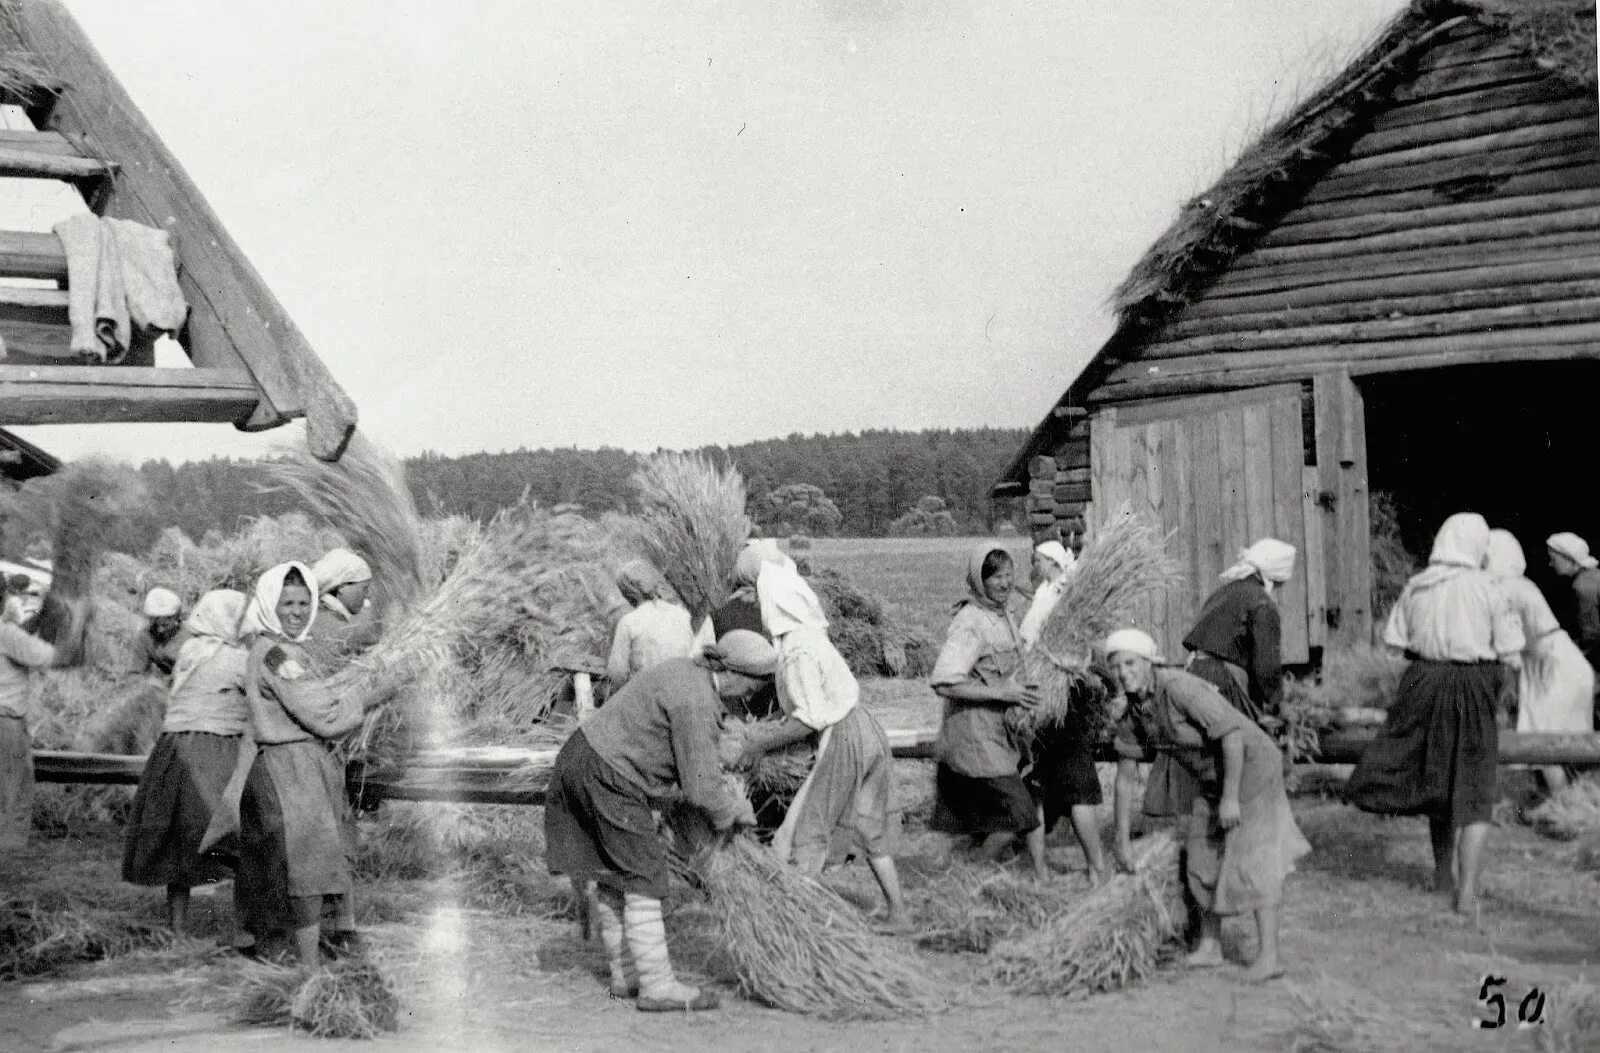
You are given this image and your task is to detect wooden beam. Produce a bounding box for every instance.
[1305,138,1600,205]
[0,230,67,281]
[1264,189,1600,249]
[1373,79,1588,134]
[0,144,111,179]
[0,364,259,424]
[3,0,357,458]
[1336,116,1598,177]
[1279,164,1600,226]
[0,128,80,157]
[1349,98,1595,162]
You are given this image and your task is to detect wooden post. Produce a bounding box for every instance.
[1313,371,1372,648]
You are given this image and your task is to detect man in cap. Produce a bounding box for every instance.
[1547,532,1600,674]
[141,587,186,676]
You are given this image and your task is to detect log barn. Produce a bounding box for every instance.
[0,0,356,459]
[995,0,1599,663]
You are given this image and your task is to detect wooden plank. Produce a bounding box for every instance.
[1373,79,1587,133]
[1111,383,1302,427]
[0,364,258,424]
[0,317,70,359]
[1163,279,1600,341]
[1160,417,1193,658]
[1185,255,1600,319]
[1139,420,1165,643]
[1241,205,1600,270]
[1145,297,1600,361]
[1269,397,1309,662]
[0,144,110,179]
[1087,408,1117,536]
[0,128,79,157]
[1393,55,1550,106]
[1336,117,1597,176]
[1241,403,1276,550]
[1280,165,1600,226]
[1216,407,1249,581]
[1300,464,1328,649]
[4,0,357,457]
[1269,187,1600,247]
[1305,138,1600,205]
[1349,98,1596,162]
[0,230,67,280]
[1315,372,1371,648]
[1190,412,1224,590]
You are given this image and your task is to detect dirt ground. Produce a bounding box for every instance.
[5,791,1599,1053]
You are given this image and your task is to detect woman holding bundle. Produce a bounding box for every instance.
[123,590,249,933]
[1487,530,1593,794]
[1346,513,1523,915]
[607,560,693,689]
[1107,628,1309,983]
[929,544,1046,879]
[230,563,376,964]
[546,631,766,1012]
[306,548,382,657]
[1016,539,1108,885]
[735,561,906,924]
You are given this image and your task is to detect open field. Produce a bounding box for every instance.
[797,535,1032,640]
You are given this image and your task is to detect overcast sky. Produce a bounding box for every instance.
[3,0,1400,463]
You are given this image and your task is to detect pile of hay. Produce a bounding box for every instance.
[214,958,401,1040]
[692,836,945,1020]
[1529,777,1600,842]
[910,864,1078,955]
[1013,505,1184,738]
[985,830,1183,999]
[805,567,936,678]
[632,452,750,626]
[1283,974,1456,1053]
[0,897,170,980]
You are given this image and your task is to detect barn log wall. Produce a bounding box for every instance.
[1089,20,1600,405]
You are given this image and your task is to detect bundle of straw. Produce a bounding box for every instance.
[219,959,401,1040]
[0,898,171,980]
[1530,777,1600,842]
[694,836,945,1020]
[632,452,750,626]
[985,830,1182,998]
[1012,505,1183,738]
[267,433,429,615]
[725,716,814,798]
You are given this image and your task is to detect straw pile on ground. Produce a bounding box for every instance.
[692,836,945,1020]
[910,864,1080,955]
[0,896,171,980]
[1529,777,1600,842]
[1011,505,1183,738]
[632,452,749,626]
[212,958,401,1040]
[985,830,1183,998]
[1282,974,1457,1053]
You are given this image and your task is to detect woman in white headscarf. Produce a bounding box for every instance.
[123,590,249,933]
[307,548,381,656]
[1018,540,1075,650]
[141,586,187,676]
[228,563,378,964]
[1487,530,1593,794]
[735,561,907,925]
[1107,628,1309,984]
[607,560,693,689]
[1345,513,1524,917]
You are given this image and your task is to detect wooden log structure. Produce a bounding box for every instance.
[38,729,1600,805]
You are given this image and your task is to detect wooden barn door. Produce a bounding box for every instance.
[1088,384,1318,664]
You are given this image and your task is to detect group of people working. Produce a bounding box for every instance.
[114,549,384,962]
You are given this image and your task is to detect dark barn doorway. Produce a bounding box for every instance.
[1363,361,1600,620]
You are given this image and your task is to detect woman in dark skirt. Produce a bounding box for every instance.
[123,589,249,933]
[929,543,1046,878]
[217,563,378,964]
[545,632,765,1012]
[1345,513,1525,915]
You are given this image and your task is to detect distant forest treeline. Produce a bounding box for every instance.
[134,428,1030,540]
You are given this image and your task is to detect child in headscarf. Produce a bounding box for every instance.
[1346,513,1524,916]
[546,632,765,1011]
[1487,530,1593,794]
[225,563,376,963]
[141,586,186,676]
[607,559,693,690]
[123,589,249,933]
[928,543,1045,878]
[736,561,906,924]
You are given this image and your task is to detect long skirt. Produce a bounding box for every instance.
[0,714,31,850]
[1026,710,1103,833]
[773,706,899,866]
[1518,631,1594,734]
[1186,731,1310,915]
[929,764,1039,836]
[545,729,672,898]
[1345,660,1502,826]
[235,740,355,937]
[122,731,240,887]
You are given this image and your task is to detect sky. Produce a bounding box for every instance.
[3,0,1401,464]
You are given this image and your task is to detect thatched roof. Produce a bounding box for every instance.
[997,0,1597,492]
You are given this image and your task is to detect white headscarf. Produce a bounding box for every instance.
[169,589,246,695]
[1035,540,1075,574]
[1220,538,1297,585]
[142,587,181,618]
[311,548,372,594]
[1486,529,1527,579]
[1104,628,1163,664]
[1409,512,1491,591]
[758,562,828,637]
[1548,531,1599,570]
[239,561,318,642]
